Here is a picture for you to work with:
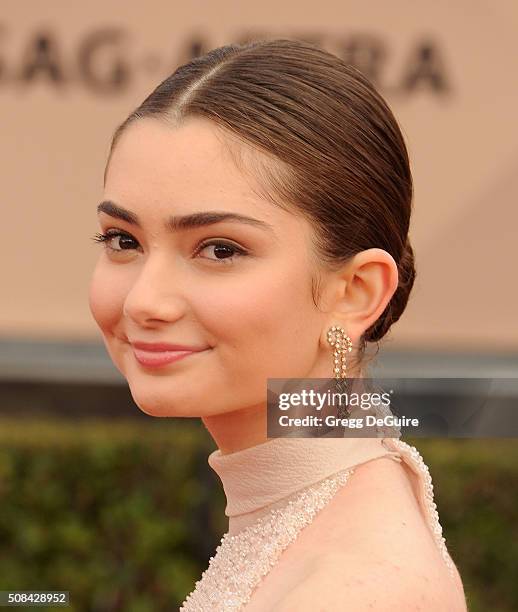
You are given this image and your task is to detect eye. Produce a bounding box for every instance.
[194,239,248,264]
[91,231,248,265]
[91,230,139,252]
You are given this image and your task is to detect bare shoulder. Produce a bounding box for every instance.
[276,550,467,611]
[276,455,467,610]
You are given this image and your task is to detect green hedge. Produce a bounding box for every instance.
[409,437,518,612]
[0,419,516,611]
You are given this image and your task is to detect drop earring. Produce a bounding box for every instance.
[326,325,353,418]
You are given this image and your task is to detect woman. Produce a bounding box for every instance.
[89,38,467,610]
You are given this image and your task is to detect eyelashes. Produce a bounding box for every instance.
[91,230,248,265]
[91,230,138,252]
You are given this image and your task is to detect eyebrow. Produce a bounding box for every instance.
[97,200,276,234]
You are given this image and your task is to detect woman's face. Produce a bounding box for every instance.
[89,116,334,417]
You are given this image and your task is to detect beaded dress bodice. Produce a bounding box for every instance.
[179,436,457,611]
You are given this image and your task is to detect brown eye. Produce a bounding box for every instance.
[195,240,248,264]
[92,231,139,252]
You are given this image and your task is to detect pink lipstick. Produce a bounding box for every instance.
[130,341,207,369]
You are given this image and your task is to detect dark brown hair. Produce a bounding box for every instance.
[104,38,416,366]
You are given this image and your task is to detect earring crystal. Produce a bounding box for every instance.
[326,325,353,376]
[327,326,353,417]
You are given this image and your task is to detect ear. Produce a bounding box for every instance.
[326,248,399,344]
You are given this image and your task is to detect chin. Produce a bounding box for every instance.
[125,379,197,418]
[134,402,178,418]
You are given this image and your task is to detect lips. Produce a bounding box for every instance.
[129,340,207,369]
[132,348,195,367]
[131,341,206,352]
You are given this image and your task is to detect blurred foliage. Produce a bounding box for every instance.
[0,418,225,611]
[0,419,516,611]
[408,437,518,612]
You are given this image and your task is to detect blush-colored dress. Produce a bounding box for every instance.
[180,436,458,611]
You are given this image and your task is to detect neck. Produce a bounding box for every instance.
[202,366,366,456]
[202,402,267,455]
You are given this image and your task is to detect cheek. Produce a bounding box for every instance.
[195,265,318,373]
[88,261,128,333]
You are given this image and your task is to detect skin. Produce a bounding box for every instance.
[244,456,467,611]
[88,116,399,454]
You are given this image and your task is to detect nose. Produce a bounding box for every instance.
[123,255,187,326]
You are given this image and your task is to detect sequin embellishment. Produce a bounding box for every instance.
[384,439,457,578]
[180,468,355,611]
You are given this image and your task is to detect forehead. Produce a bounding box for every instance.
[104,117,276,218]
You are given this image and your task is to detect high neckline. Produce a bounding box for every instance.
[208,436,401,535]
